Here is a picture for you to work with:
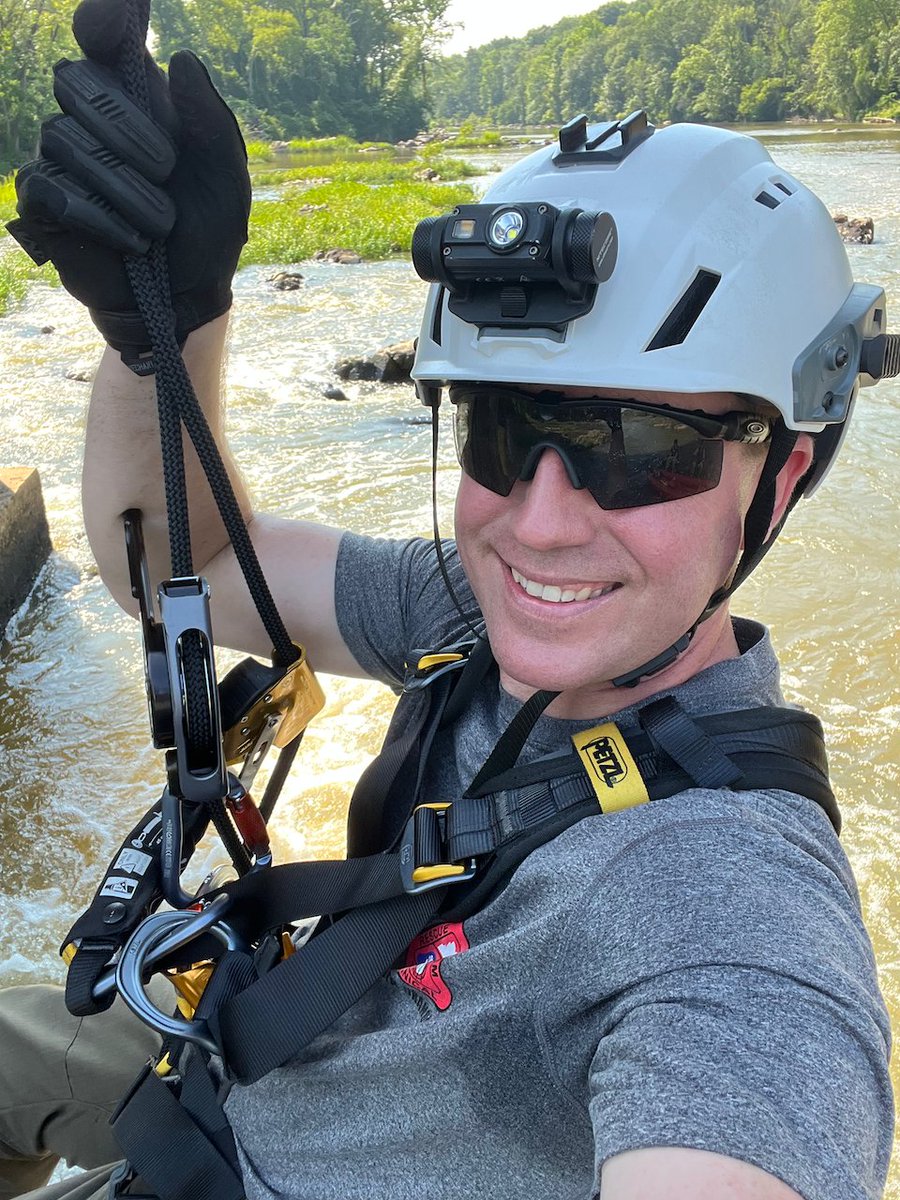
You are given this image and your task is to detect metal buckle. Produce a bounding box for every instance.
[400,803,477,894]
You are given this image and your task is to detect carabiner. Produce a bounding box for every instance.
[113,895,244,1054]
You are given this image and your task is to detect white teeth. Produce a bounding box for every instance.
[511,567,614,604]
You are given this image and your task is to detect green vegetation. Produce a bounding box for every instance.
[0,173,18,226]
[245,136,395,162]
[0,161,474,313]
[437,121,504,149]
[0,173,54,315]
[251,154,480,187]
[243,178,475,264]
[429,0,900,124]
[0,244,55,317]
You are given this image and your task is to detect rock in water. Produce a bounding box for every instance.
[335,340,416,383]
[314,248,363,265]
[833,214,874,244]
[270,271,304,291]
[0,468,52,637]
[65,362,95,382]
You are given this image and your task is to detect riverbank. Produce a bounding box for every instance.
[0,144,479,315]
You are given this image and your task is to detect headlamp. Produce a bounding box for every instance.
[411,201,618,333]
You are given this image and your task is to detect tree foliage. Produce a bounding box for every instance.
[429,0,900,125]
[0,0,450,168]
[153,0,451,140]
[0,0,76,169]
[1,0,897,171]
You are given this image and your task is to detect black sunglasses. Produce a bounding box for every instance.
[449,385,772,511]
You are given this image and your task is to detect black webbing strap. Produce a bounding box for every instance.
[64,942,119,1015]
[143,853,418,973]
[215,886,445,1084]
[466,686,559,796]
[111,1063,244,1200]
[219,853,412,941]
[637,696,746,788]
[438,635,495,731]
[62,798,212,1016]
[344,689,434,858]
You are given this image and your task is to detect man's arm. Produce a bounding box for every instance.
[601,1148,805,1199]
[81,314,366,677]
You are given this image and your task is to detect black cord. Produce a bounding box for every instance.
[115,0,298,867]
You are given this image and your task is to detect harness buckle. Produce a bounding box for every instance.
[400,803,477,893]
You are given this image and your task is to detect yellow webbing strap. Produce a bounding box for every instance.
[572,722,650,813]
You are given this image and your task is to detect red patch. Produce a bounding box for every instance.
[397,921,470,1011]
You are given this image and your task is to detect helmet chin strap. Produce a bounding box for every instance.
[611,422,802,689]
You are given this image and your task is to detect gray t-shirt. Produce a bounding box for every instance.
[225,534,892,1200]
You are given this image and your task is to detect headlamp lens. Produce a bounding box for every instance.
[487,208,526,249]
[451,387,771,511]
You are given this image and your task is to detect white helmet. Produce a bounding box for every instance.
[412,113,892,495]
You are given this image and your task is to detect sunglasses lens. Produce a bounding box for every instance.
[453,394,725,510]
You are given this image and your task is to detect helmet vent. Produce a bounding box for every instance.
[431,286,445,346]
[755,190,781,209]
[645,269,721,351]
[756,178,795,209]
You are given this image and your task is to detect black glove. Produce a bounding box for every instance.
[6,0,250,363]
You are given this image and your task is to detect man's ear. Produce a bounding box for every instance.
[768,433,815,538]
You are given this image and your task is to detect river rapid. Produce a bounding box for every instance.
[0,125,898,1189]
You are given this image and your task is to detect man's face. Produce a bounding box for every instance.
[453,387,765,713]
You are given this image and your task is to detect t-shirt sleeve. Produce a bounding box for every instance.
[333,531,476,689]
[547,808,893,1200]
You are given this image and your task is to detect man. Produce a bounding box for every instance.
[0,1,894,1197]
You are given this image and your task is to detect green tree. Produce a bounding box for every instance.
[0,0,77,169]
[811,0,900,116]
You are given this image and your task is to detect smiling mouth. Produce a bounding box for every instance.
[510,566,619,604]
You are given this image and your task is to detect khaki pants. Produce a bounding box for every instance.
[0,984,163,1200]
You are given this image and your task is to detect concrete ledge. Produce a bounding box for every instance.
[0,467,52,636]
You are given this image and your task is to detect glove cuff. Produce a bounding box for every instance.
[90,279,234,374]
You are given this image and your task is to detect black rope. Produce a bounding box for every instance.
[115,3,298,668]
[114,0,298,871]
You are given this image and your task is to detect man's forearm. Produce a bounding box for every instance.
[81,313,251,613]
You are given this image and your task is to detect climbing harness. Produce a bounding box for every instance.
[63,630,841,1200]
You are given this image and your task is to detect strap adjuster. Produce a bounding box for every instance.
[400,803,477,893]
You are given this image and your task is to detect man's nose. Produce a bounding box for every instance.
[509,448,598,549]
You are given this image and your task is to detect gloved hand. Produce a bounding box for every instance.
[6,0,251,364]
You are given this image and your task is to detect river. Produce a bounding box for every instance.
[0,123,898,1191]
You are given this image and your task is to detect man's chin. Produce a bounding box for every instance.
[493,642,618,700]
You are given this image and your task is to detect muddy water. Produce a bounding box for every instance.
[0,125,898,1190]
